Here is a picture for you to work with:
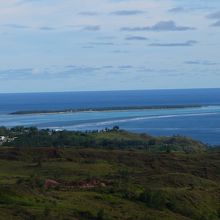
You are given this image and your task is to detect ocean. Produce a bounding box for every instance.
[0,88,220,145]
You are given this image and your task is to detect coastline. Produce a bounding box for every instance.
[10,104,204,115]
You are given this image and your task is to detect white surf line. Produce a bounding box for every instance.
[64,112,219,129]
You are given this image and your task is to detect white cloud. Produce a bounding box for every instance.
[0,0,220,92]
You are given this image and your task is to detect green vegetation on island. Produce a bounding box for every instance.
[0,126,206,153]
[9,104,203,115]
[0,126,219,220]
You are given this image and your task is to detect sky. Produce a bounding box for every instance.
[0,0,220,93]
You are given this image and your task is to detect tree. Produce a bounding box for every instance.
[113,125,120,131]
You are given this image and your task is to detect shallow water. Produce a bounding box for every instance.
[0,89,220,145]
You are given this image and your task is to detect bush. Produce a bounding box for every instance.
[139,189,167,210]
[97,209,105,220]
[43,206,51,217]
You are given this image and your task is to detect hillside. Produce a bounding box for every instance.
[0,145,219,220]
[0,126,206,153]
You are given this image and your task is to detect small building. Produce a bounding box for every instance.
[0,136,6,141]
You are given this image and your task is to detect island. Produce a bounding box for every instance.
[10,104,204,115]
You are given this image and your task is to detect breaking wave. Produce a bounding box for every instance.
[63,112,218,129]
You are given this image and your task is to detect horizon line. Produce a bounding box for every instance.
[0,87,220,95]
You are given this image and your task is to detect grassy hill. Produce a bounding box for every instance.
[0,145,219,220]
[1,126,206,153]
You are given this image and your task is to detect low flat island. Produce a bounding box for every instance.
[10,104,204,115]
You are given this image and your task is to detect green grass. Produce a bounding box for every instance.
[0,147,219,220]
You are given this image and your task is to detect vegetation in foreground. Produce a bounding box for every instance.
[0,127,219,220]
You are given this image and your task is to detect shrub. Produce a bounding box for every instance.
[139,189,167,210]
[97,209,105,220]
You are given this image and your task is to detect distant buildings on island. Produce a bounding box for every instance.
[0,136,17,146]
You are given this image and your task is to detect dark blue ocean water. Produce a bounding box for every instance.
[0,89,220,145]
[1,89,220,113]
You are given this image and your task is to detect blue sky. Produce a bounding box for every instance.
[0,0,220,93]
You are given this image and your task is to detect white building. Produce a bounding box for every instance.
[0,136,6,141]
